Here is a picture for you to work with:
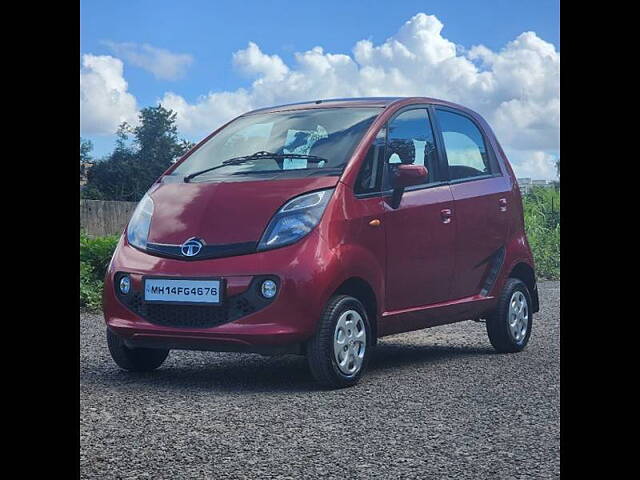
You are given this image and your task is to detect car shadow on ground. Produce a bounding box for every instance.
[85,341,495,394]
[368,342,494,373]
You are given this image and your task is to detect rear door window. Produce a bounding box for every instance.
[435,109,494,181]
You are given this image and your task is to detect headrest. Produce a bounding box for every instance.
[388,139,415,164]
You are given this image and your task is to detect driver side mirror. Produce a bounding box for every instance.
[389,164,428,209]
[392,164,428,189]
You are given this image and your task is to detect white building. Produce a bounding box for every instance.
[517,178,554,195]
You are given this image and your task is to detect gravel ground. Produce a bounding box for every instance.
[80,281,559,479]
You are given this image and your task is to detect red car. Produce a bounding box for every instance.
[103,97,539,388]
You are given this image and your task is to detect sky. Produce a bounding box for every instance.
[80,0,560,180]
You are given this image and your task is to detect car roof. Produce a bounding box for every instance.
[242,96,468,115]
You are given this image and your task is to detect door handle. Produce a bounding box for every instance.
[440,208,452,224]
[498,197,508,212]
[368,219,381,227]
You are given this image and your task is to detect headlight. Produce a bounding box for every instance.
[257,189,334,251]
[127,193,154,250]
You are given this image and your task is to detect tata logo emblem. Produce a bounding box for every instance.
[180,237,204,257]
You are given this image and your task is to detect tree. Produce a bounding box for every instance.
[82,144,137,200]
[80,137,93,163]
[556,158,560,179]
[83,105,195,201]
[80,137,94,183]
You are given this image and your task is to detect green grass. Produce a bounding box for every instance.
[522,186,560,280]
[80,231,119,311]
[79,187,560,310]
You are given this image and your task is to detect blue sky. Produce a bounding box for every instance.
[80,0,560,179]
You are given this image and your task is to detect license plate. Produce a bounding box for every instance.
[143,277,223,305]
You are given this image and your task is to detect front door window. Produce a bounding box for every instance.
[384,108,439,189]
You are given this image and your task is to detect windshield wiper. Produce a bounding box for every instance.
[183,151,329,182]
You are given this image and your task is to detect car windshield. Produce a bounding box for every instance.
[170,107,382,181]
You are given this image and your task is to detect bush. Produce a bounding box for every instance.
[80,231,119,311]
[80,261,103,310]
[522,186,560,280]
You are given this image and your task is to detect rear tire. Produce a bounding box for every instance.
[486,278,533,353]
[306,295,371,389]
[106,329,169,372]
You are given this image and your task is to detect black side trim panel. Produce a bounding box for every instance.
[145,241,257,261]
[480,246,505,297]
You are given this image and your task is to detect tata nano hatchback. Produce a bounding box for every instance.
[103,97,539,388]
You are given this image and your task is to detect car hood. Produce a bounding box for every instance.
[146,176,338,247]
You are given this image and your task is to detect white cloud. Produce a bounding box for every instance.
[82,13,559,178]
[80,54,138,135]
[103,41,194,81]
[508,150,558,180]
[160,90,253,135]
[232,42,289,81]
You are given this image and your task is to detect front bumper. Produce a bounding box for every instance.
[103,229,342,352]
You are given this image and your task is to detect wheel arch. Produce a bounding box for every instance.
[333,277,379,345]
[508,262,539,313]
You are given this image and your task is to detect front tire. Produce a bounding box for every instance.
[306,295,371,389]
[486,278,533,353]
[106,329,169,372]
